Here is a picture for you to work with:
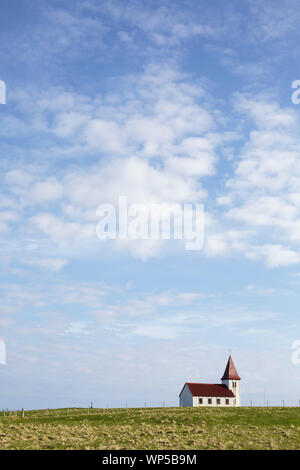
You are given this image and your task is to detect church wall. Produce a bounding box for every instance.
[179,384,193,407]
[193,396,236,407]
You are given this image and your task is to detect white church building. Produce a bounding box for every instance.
[179,355,241,407]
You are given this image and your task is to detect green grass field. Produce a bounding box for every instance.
[0,407,300,450]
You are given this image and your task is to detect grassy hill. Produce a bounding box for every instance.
[0,406,300,450]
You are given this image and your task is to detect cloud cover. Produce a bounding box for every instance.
[1,0,300,408]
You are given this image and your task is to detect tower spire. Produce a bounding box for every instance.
[221,355,241,381]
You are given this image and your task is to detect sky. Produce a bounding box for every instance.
[1,0,300,409]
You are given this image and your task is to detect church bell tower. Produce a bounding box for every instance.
[221,355,241,406]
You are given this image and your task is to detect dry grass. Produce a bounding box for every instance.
[0,407,300,450]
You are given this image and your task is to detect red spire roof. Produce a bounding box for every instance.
[221,355,241,380]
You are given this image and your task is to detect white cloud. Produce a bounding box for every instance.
[4,59,300,268]
[246,244,300,268]
[131,323,179,340]
[205,233,228,257]
[31,179,63,203]
[25,258,68,271]
[84,119,126,154]
[242,328,273,336]
[209,93,300,267]
[100,0,217,47]
[0,64,220,260]
[0,211,19,232]
[64,322,92,336]
[30,213,94,243]
[52,112,88,139]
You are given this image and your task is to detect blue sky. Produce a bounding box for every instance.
[1,0,300,409]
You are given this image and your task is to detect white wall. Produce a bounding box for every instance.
[179,384,193,407]
[193,396,236,407]
[222,379,241,406]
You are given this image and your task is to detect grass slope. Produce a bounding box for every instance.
[0,407,300,450]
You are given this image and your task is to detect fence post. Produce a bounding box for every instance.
[21,408,24,419]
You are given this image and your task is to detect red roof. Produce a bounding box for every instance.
[221,355,241,380]
[180,383,235,397]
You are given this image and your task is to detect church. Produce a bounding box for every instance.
[179,355,241,407]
